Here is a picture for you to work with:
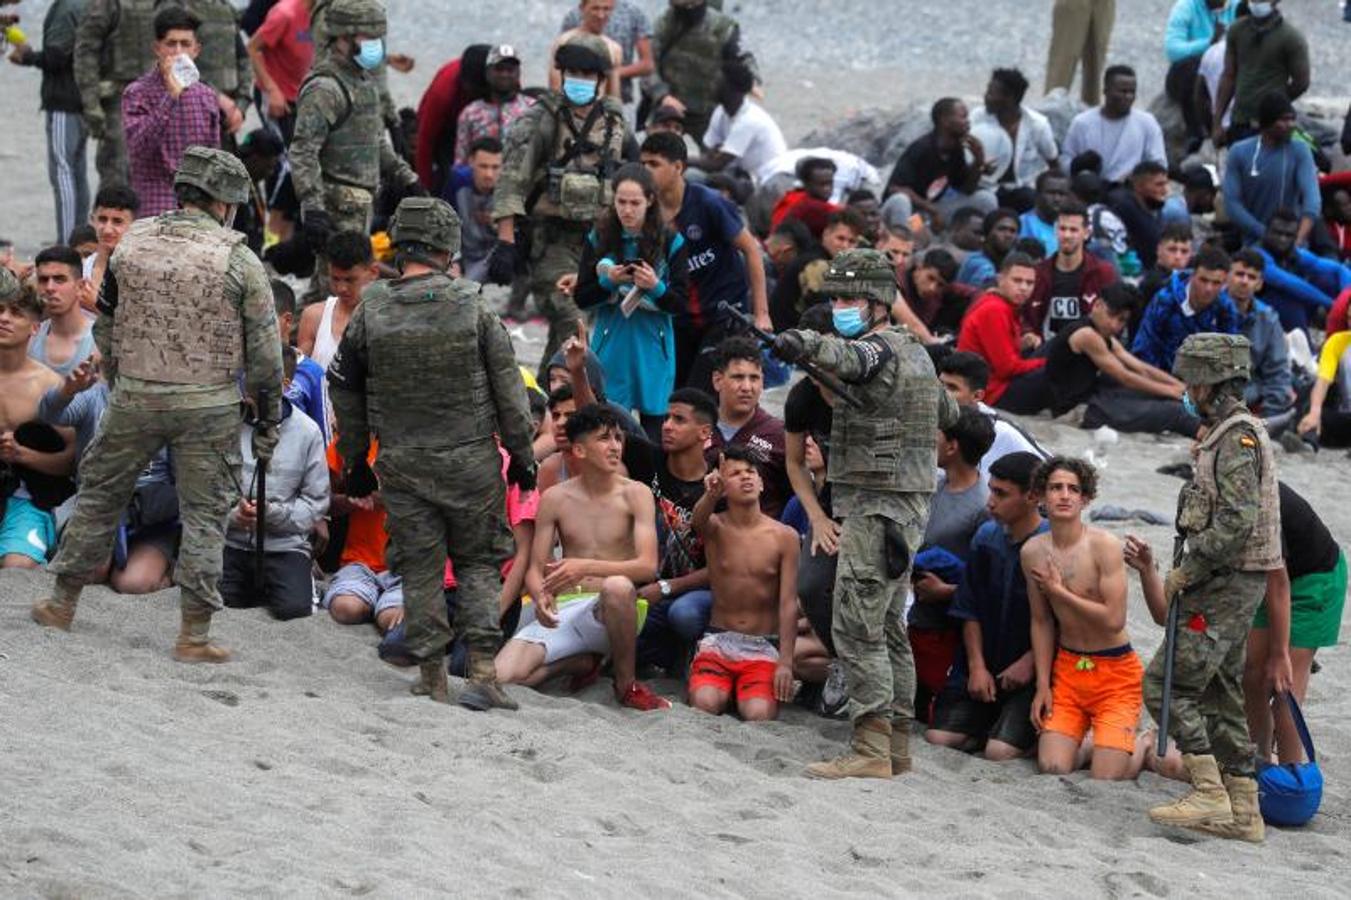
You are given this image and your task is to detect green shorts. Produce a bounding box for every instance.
[1253,551,1347,649]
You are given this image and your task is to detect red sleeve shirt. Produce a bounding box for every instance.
[253,0,314,102]
[957,292,1046,404]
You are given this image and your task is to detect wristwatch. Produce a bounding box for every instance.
[658,579,672,598]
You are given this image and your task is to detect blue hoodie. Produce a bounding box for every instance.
[1255,247,1351,333]
[1164,0,1236,64]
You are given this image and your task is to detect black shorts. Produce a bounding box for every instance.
[930,682,1037,751]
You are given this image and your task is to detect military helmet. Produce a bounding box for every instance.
[1172,333,1252,385]
[555,33,612,75]
[821,248,896,306]
[390,197,461,255]
[174,146,252,205]
[324,0,388,38]
[0,265,18,303]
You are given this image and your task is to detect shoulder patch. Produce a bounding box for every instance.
[1239,434,1257,449]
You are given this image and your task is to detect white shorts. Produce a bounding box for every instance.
[512,594,610,664]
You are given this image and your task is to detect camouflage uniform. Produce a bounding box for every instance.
[328,197,535,708]
[492,34,627,378]
[1145,333,1279,842]
[291,0,417,301]
[308,0,398,131]
[32,147,284,662]
[646,1,757,144]
[776,250,959,778]
[74,0,252,185]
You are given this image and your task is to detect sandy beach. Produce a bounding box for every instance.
[2,1,1350,896]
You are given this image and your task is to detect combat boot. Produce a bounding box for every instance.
[1148,753,1233,827]
[890,725,912,775]
[1186,775,1265,843]
[410,661,450,704]
[31,576,84,631]
[458,648,518,712]
[172,610,232,663]
[805,715,893,780]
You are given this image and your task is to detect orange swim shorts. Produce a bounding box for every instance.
[688,650,777,704]
[1042,645,1143,753]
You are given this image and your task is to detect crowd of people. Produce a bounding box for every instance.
[1,0,1349,843]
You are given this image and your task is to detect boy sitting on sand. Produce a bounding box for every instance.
[495,404,670,711]
[688,445,799,721]
[1023,457,1142,781]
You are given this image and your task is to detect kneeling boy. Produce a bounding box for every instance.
[1023,456,1141,780]
[688,445,799,720]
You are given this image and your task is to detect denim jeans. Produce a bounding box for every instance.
[637,588,713,669]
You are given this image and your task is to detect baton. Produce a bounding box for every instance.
[716,302,864,409]
[1156,533,1186,759]
[254,389,270,594]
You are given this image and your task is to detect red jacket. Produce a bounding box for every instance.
[770,190,840,240]
[1022,252,1118,336]
[957,291,1046,404]
[415,59,466,189]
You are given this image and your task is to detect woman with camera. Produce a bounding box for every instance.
[575,163,690,437]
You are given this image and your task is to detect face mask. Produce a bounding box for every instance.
[1181,390,1199,419]
[1249,2,1274,18]
[562,76,597,106]
[354,38,384,71]
[832,307,867,338]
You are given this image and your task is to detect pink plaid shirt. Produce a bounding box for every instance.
[122,67,221,217]
[453,95,534,165]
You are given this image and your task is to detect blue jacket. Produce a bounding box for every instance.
[1236,298,1293,415]
[287,355,331,443]
[956,251,998,289]
[1165,0,1236,63]
[1132,270,1240,371]
[1256,247,1351,332]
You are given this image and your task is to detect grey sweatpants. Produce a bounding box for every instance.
[46,111,90,245]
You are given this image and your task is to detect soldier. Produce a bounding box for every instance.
[74,0,253,186]
[773,249,959,779]
[291,0,421,302]
[1144,333,1280,843]
[308,0,404,155]
[327,197,537,708]
[645,0,756,145]
[31,147,284,662]
[487,33,626,378]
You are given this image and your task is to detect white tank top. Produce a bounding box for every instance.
[311,296,341,370]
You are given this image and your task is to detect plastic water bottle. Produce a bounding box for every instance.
[171,53,200,90]
[1087,425,1119,469]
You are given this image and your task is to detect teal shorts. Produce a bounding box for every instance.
[0,495,57,565]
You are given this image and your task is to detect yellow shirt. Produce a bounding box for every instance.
[1316,330,1351,383]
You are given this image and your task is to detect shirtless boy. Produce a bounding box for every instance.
[1023,456,1140,780]
[689,445,799,720]
[496,404,671,711]
[0,276,69,568]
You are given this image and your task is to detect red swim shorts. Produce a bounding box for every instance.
[688,649,777,704]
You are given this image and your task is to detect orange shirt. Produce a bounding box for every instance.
[326,441,387,572]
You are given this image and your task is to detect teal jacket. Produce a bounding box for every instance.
[1165,0,1236,63]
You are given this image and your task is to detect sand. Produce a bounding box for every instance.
[2,0,1350,895]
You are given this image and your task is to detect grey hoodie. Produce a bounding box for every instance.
[226,401,330,555]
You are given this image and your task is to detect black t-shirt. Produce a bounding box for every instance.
[1045,318,1113,415]
[624,441,709,579]
[1046,263,1087,337]
[886,133,971,201]
[1279,482,1340,580]
[783,378,834,515]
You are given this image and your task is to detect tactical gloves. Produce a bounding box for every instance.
[487,241,518,286]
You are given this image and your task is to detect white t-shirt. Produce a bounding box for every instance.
[704,99,787,183]
[1199,40,1232,128]
[1061,108,1168,183]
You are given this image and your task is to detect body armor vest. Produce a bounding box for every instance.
[301,60,383,191]
[1181,410,1282,573]
[655,11,735,116]
[362,275,500,449]
[111,215,244,384]
[827,329,945,493]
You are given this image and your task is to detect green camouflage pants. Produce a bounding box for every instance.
[1144,569,1266,777]
[94,95,129,187]
[304,184,373,305]
[376,443,513,662]
[831,513,922,725]
[49,401,240,615]
[528,220,586,382]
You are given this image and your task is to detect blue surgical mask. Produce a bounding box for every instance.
[355,38,384,71]
[1181,390,1199,419]
[563,76,597,106]
[1248,2,1274,18]
[832,307,867,337]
